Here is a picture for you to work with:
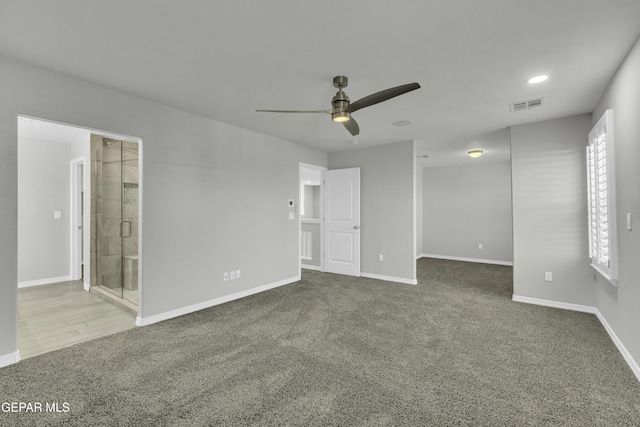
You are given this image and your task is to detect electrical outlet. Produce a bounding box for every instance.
[223,272,229,281]
[230,271,236,280]
[236,269,241,279]
[544,272,552,282]
[378,254,383,262]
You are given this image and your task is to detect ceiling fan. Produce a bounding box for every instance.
[256,76,420,136]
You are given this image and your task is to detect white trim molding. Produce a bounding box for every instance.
[420,254,513,266]
[135,276,301,327]
[301,264,322,272]
[361,272,417,285]
[0,351,21,368]
[18,276,72,288]
[513,294,640,383]
[512,295,596,314]
[83,282,91,292]
[594,310,640,382]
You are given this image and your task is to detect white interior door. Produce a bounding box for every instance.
[323,167,360,276]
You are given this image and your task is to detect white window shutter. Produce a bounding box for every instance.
[586,109,617,284]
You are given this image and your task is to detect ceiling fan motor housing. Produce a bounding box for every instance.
[331,82,351,122]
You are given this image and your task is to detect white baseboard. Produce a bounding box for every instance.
[83,282,90,292]
[301,265,322,272]
[360,272,417,285]
[18,275,73,288]
[135,276,301,327]
[512,294,640,383]
[594,309,640,383]
[0,351,21,368]
[512,295,597,314]
[419,254,513,266]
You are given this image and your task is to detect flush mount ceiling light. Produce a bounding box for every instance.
[392,120,411,127]
[468,150,483,158]
[527,75,548,84]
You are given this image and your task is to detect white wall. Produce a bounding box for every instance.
[510,114,595,306]
[18,138,71,283]
[422,161,513,264]
[328,140,416,283]
[0,55,327,360]
[591,35,640,366]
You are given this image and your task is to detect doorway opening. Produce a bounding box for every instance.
[17,116,142,310]
[299,163,326,273]
[299,163,361,277]
[17,116,142,357]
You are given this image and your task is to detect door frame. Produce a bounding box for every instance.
[69,157,87,284]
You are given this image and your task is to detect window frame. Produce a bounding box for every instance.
[586,109,618,285]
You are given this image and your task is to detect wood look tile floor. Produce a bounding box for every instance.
[18,280,136,358]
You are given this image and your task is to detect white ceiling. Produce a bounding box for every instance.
[300,167,323,186]
[18,117,89,146]
[17,116,139,146]
[2,1,639,167]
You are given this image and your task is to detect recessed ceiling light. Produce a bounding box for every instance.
[468,150,483,158]
[392,120,411,127]
[527,75,548,84]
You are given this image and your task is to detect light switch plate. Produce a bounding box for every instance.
[289,212,294,220]
[54,211,62,219]
[627,213,632,231]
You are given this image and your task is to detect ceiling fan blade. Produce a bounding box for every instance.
[256,109,332,114]
[345,82,420,113]
[343,117,360,136]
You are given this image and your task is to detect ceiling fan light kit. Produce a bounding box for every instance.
[257,76,420,136]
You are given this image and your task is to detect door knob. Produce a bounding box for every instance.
[353,225,359,230]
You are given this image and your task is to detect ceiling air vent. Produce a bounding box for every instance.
[510,98,544,112]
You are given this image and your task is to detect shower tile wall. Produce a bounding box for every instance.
[90,135,139,292]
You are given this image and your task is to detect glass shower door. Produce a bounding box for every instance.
[91,135,139,308]
[100,139,126,299]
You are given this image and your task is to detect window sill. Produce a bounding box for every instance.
[590,263,618,287]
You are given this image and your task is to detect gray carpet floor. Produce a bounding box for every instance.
[2,258,640,426]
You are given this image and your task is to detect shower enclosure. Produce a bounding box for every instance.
[90,135,139,309]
